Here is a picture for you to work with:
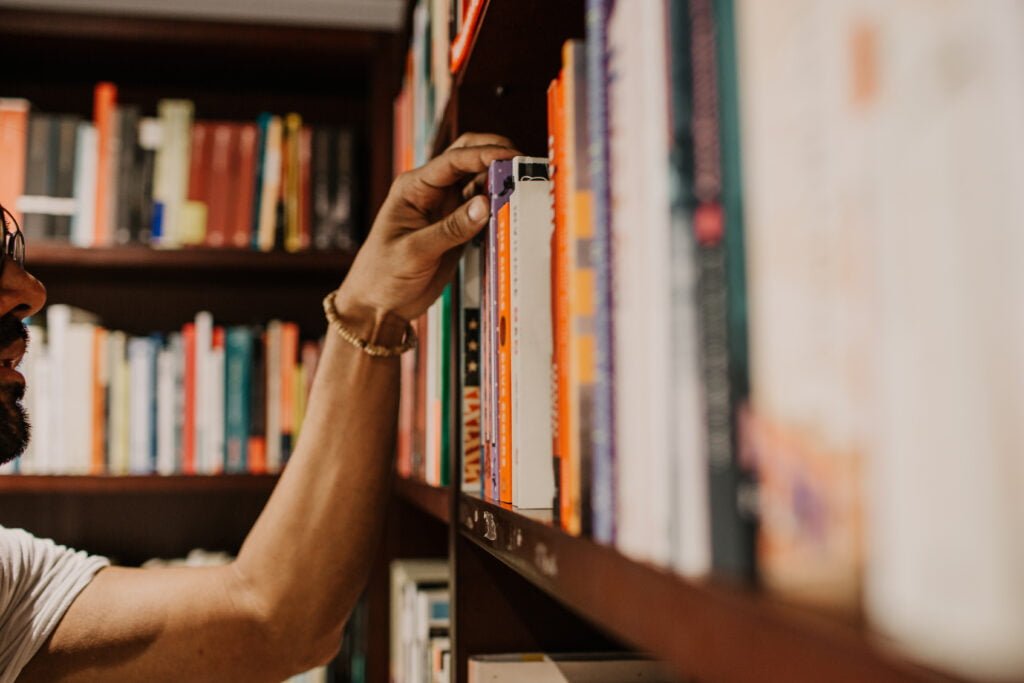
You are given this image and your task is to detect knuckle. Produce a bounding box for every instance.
[440,211,465,243]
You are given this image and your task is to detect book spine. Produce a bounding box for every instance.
[52,115,79,241]
[225,327,253,474]
[156,344,176,475]
[257,116,283,252]
[205,122,233,247]
[459,242,482,492]
[234,123,258,249]
[93,82,117,246]
[586,0,616,544]
[136,117,161,244]
[209,327,226,474]
[91,328,108,474]
[299,126,313,250]
[265,320,283,472]
[280,322,299,464]
[497,200,512,504]
[283,113,303,253]
[21,113,52,240]
[689,0,752,578]
[194,311,213,473]
[549,72,569,524]
[182,323,197,475]
[0,99,29,224]
[712,0,755,577]
[184,119,210,246]
[510,163,555,509]
[113,106,138,244]
[248,328,268,474]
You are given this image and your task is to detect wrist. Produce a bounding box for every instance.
[329,288,409,349]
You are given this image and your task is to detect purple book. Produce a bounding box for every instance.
[485,160,514,501]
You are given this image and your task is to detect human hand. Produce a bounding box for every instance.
[334,133,519,330]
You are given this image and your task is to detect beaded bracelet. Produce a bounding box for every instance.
[322,290,418,357]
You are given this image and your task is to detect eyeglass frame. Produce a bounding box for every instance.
[0,204,26,276]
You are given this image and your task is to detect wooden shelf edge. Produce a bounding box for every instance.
[457,493,962,683]
[27,243,356,273]
[0,474,279,494]
[394,477,451,523]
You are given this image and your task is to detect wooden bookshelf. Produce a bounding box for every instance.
[28,243,355,274]
[392,2,981,683]
[394,477,451,523]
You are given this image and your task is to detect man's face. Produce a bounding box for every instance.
[0,313,29,464]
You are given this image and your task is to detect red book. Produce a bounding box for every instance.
[182,322,197,475]
[0,99,28,220]
[204,122,233,247]
[232,123,257,249]
[450,0,484,74]
[187,121,211,244]
[93,82,117,245]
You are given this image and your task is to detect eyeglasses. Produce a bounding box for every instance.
[0,204,25,276]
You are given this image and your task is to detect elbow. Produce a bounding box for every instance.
[227,563,347,678]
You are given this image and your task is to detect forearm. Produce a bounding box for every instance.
[232,299,405,659]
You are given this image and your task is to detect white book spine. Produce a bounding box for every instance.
[107,331,129,475]
[46,305,70,474]
[509,170,555,509]
[127,337,152,474]
[257,117,283,251]
[67,324,95,475]
[156,346,176,475]
[193,311,213,474]
[31,349,51,476]
[70,123,97,247]
[209,341,225,474]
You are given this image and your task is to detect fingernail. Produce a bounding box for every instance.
[468,195,488,222]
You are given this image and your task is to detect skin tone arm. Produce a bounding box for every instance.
[18,133,518,682]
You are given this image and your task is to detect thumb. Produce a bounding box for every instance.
[410,194,489,256]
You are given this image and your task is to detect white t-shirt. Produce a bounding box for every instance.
[0,526,108,682]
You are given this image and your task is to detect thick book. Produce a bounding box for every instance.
[71,122,98,247]
[52,114,79,241]
[496,199,512,503]
[21,113,53,239]
[114,105,140,245]
[509,157,556,509]
[127,336,157,474]
[152,99,194,246]
[232,123,258,248]
[106,330,129,475]
[183,120,211,245]
[204,122,234,247]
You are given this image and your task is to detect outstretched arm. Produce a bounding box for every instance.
[20,134,517,683]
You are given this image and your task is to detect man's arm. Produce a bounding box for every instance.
[19,134,517,683]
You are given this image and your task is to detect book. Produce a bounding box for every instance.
[225,327,254,474]
[114,105,140,245]
[0,99,29,219]
[509,157,555,509]
[183,120,211,245]
[70,122,98,246]
[485,159,513,501]
[152,99,194,246]
[458,241,482,492]
[128,336,157,474]
[92,82,117,245]
[390,559,449,683]
[204,122,234,247]
[21,113,53,239]
[232,123,258,248]
[256,115,283,252]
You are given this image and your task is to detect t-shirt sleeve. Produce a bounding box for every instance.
[0,526,109,683]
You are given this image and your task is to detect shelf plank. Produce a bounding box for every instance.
[393,477,451,523]
[27,243,356,274]
[0,474,278,494]
[458,493,962,683]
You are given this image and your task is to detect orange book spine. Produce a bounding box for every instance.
[553,58,574,531]
[248,438,267,475]
[280,322,299,463]
[182,323,196,475]
[498,201,513,503]
[450,0,485,74]
[0,99,29,219]
[299,125,313,250]
[92,82,117,246]
[91,328,107,474]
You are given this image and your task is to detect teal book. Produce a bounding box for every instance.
[225,326,254,473]
[439,284,452,487]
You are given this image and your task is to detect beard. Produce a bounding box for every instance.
[0,314,29,465]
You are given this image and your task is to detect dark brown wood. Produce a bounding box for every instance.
[458,494,963,683]
[29,243,355,273]
[452,533,621,683]
[0,478,275,564]
[0,474,277,494]
[393,477,451,523]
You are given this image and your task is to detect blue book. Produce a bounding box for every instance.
[586,0,615,544]
[225,326,254,474]
[250,113,271,250]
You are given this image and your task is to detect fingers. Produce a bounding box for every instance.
[414,144,520,193]
[461,171,489,202]
[409,194,490,256]
[447,132,516,151]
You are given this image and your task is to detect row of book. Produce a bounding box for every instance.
[390,559,674,683]
[396,0,1024,680]
[8,305,321,476]
[393,0,486,174]
[0,86,359,251]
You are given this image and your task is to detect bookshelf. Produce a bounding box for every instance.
[0,0,395,631]
[386,2,979,683]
